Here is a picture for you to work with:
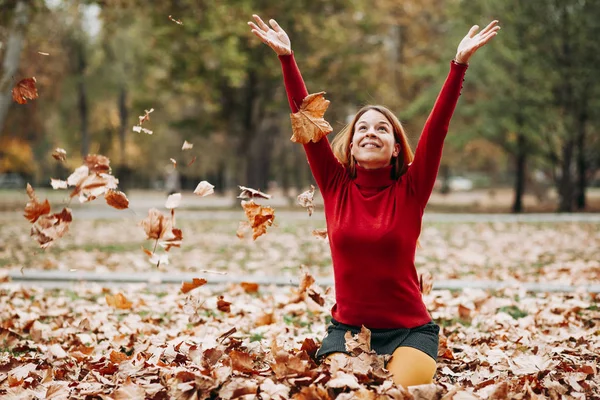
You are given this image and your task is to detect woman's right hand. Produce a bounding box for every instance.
[248,14,291,56]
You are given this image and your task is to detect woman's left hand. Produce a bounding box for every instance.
[455,20,500,65]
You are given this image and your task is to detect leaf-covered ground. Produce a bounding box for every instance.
[0,212,599,398]
[0,280,598,399]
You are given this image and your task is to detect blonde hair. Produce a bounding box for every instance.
[330,105,414,178]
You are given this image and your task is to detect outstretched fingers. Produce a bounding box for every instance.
[269,18,283,32]
[252,14,271,32]
[478,20,500,36]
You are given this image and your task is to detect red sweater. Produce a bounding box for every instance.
[279,53,467,329]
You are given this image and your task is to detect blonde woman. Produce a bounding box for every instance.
[249,14,499,388]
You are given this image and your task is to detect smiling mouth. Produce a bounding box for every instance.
[361,142,381,148]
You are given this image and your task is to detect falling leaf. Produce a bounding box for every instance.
[138,108,154,125]
[236,221,249,239]
[84,154,111,174]
[170,158,177,168]
[24,183,51,223]
[141,208,171,240]
[161,228,183,251]
[169,15,184,25]
[132,126,153,135]
[38,52,50,56]
[312,228,328,239]
[182,140,193,150]
[297,185,316,216]
[217,296,231,313]
[181,278,207,294]
[67,165,89,187]
[105,190,129,210]
[105,293,132,309]
[52,148,67,161]
[240,282,259,293]
[165,193,182,209]
[12,77,38,104]
[187,156,197,166]
[49,178,67,190]
[290,92,333,144]
[419,271,433,295]
[194,181,214,197]
[237,185,271,200]
[30,208,72,249]
[241,200,275,240]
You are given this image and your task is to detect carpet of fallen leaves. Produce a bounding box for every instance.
[1,213,599,398]
[0,279,598,399]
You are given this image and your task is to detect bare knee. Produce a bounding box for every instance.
[387,346,437,388]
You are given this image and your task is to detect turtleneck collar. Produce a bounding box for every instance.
[353,164,395,188]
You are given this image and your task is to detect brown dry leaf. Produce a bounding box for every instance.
[52,148,67,161]
[344,325,371,355]
[30,208,72,249]
[105,293,133,309]
[181,278,207,294]
[194,181,214,197]
[255,312,275,327]
[290,92,333,144]
[109,350,130,364]
[71,173,119,203]
[312,228,328,239]
[141,208,171,240]
[170,158,177,168]
[297,185,316,216]
[240,282,259,293]
[237,185,271,200]
[419,271,433,295]
[217,296,231,313]
[24,183,51,223]
[12,77,38,104]
[67,165,89,187]
[84,154,111,174]
[241,200,275,240]
[105,190,129,210]
[38,51,50,56]
[298,271,316,294]
[187,156,197,166]
[138,108,154,125]
[161,228,183,251]
[182,140,193,150]
[229,350,256,373]
[236,221,250,239]
[169,15,184,25]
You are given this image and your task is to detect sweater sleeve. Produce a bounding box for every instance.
[278,53,344,197]
[406,60,468,207]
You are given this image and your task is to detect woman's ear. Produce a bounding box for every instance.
[392,143,400,157]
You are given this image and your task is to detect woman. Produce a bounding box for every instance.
[248,14,499,388]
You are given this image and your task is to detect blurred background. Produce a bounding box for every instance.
[1,0,599,213]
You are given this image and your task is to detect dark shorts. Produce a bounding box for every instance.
[316,318,440,362]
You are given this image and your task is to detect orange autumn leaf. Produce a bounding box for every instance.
[52,148,67,161]
[241,200,275,240]
[217,296,231,313]
[109,350,129,364]
[419,271,434,295]
[84,154,111,174]
[141,208,171,240]
[181,278,207,294]
[290,92,333,144]
[105,293,133,309]
[240,282,259,293]
[105,190,129,210]
[162,228,183,252]
[138,108,154,125]
[12,77,39,104]
[312,228,328,239]
[24,184,51,223]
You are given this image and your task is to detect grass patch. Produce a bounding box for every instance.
[498,305,528,319]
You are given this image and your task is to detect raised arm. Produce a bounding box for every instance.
[248,15,344,196]
[408,20,500,207]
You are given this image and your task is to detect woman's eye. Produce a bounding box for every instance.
[378,127,387,131]
[358,126,366,131]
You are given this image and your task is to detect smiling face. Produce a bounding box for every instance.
[350,109,400,170]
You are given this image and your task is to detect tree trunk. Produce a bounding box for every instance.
[512,132,526,213]
[558,139,574,212]
[575,96,589,210]
[77,39,89,158]
[118,86,128,164]
[0,0,29,133]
